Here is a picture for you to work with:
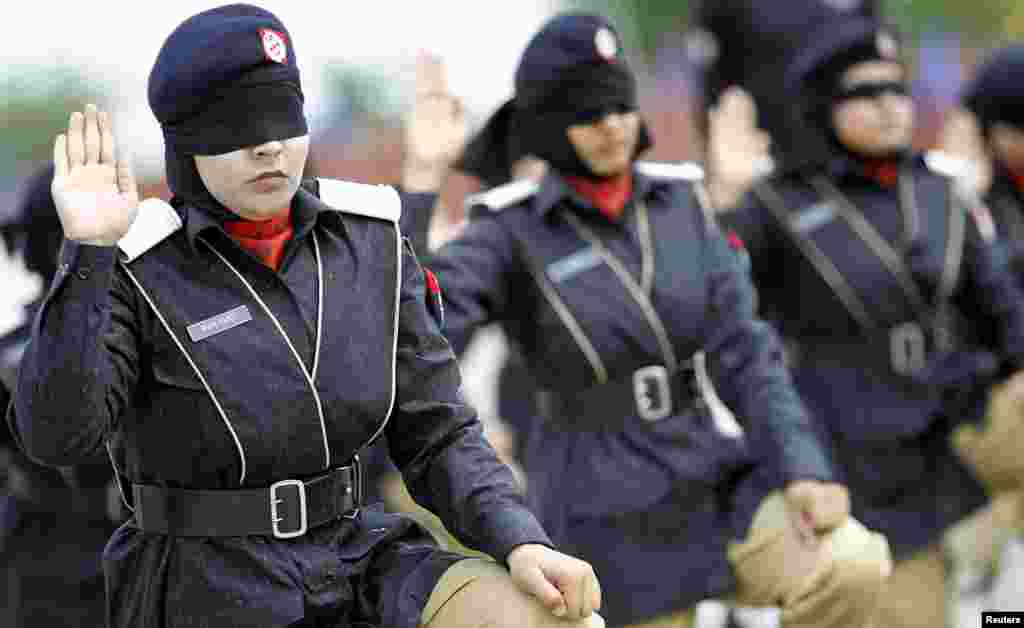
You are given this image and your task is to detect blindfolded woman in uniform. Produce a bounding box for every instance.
[407,12,891,628]
[711,15,1024,628]
[6,5,604,627]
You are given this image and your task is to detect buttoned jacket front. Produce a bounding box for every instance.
[9,183,549,627]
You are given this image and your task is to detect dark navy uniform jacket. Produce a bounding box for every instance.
[416,163,833,622]
[0,168,120,627]
[720,154,1024,558]
[8,181,550,628]
[985,167,1024,278]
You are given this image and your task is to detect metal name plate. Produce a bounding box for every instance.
[187,305,253,342]
[791,202,838,233]
[546,246,603,283]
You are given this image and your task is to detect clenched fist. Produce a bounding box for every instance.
[507,543,602,620]
[52,104,139,246]
[784,480,851,542]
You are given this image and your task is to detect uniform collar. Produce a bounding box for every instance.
[183,184,342,260]
[991,162,1024,197]
[988,164,1024,207]
[532,164,662,217]
[822,152,924,185]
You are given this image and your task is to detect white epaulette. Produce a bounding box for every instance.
[317,178,401,223]
[464,178,540,213]
[924,150,971,180]
[924,149,988,201]
[636,160,705,181]
[118,198,183,263]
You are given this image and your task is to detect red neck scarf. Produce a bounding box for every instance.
[858,158,900,188]
[1010,171,1024,195]
[223,207,293,271]
[565,172,634,221]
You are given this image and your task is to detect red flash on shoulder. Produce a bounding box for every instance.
[423,268,445,328]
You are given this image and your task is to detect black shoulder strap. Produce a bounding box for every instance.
[936,177,967,311]
[511,235,610,385]
[752,182,879,332]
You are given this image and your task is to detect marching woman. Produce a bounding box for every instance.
[7,5,604,627]
[411,12,891,628]
[712,15,1024,628]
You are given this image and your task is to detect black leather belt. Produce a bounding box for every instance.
[537,364,700,430]
[132,460,361,539]
[791,319,965,381]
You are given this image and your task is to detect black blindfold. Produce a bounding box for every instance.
[833,80,907,103]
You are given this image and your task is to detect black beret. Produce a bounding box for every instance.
[963,44,1024,130]
[691,0,880,92]
[690,1,884,166]
[148,3,300,127]
[508,12,648,178]
[785,17,902,95]
[514,13,633,113]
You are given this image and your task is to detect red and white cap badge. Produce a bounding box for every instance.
[595,27,618,61]
[876,30,898,60]
[260,28,288,64]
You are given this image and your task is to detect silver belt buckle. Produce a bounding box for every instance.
[270,479,308,539]
[343,454,362,520]
[890,322,927,375]
[634,365,673,422]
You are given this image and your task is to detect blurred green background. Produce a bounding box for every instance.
[3,0,1024,211]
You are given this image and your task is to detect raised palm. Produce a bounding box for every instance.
[938,108,992,196]
[403,52,467,170]
[51,104,139,246]
[705,87,773,208]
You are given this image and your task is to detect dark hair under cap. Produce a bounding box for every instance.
[510,12,651,180]
[454,101,527,189]
[148,3,308,217]
[963,44,1024,133]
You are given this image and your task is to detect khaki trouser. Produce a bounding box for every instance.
[948,377,1024,628]
[946,491,1021,584]
[624,492,892,628]
[953,372,1024,495]
[951,371,1024,542]
[421,558,605,628]
[875,544,947,628]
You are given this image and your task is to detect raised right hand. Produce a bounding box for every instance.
[402,52,467,192]
[51,104,139,246]
[937,107,992,197]
[705,87,773,210]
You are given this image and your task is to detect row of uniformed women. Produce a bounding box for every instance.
[7,4,1024,628]
[950,41,1024,611]
[700,2,1024,625]
[409,10,895,628]
[404,5,1024,628]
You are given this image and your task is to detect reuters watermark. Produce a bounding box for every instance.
[985,612,1024,625]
